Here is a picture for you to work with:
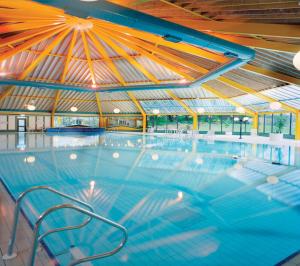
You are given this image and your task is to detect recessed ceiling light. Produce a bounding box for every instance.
[197,107,205,114]
[152,109,160,115]
[70,106,78,112]
[293,51,300,70]
[269,102,282,110]
[236,107,245,114]
[113,108,120,114]
[27,104,36,111]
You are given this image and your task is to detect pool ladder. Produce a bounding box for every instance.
[2,186,128,266]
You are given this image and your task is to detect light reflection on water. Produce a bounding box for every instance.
[0,132,300,266]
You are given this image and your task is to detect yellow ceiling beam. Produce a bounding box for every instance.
[166,90,198,130]
[19,28,71,80]
[0,24,68,62]
[97,27,195,81]
[201,84,256,116]
[95,92,103,116]
[166,90,196,115]
[51,29,78,124]
[87,30,126,85]
[95,92,105,127]
[0,25,66,49]
[0,87,14,102]
[110,33,209,74]
[92,27,160,84]
[217,76,298,113]
[81,30,96,85]
[127,92,146,116]
[242,64,300,86]
[0,0,64,14]
[91,19,227,64]
[0,21,64,33]
[127,91,146,132]
[61,30,78,83]
[169,19,300,39]
[210,33,300,53]
[51,90,61,127]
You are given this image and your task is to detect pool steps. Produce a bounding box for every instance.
[2,185,128,266]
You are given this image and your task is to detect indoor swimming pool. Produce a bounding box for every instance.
[1,132,300,265]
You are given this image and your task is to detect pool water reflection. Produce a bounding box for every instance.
[0,132,300,266]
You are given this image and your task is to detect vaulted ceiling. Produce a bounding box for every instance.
[0,0,299,116]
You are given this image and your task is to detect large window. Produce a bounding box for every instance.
[258,113,295,139]
[55,116,99,127]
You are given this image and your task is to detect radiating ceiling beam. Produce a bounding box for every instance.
[81,30,96,85]
[96,25,195,81]
[0,87,14,103]
[242,64,300,86]
[92,20,228,64]
[0,21,64,33]
[92,27,160,84]
[51,90,61,127]
[218,76,298,113]
[95,92,105,128]
[0,25,67,49]
[0,24,68,62]
[86,30,126,85]
[127,91,147,132]
[166,90,198,130]
[51,30,78,125]
[106,32,208,74]
[19,28,71,80]
[201,84,256,116]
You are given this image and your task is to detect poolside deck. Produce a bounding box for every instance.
[0,183,55,266]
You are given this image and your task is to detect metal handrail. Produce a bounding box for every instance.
[3,186,94,259]
[29,203,128,266]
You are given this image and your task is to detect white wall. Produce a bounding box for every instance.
[0,116,7,130]
[0,115,51,131]
[8,116,16,130]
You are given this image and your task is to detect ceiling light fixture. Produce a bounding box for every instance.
[113,108,120,114]
[70,106,78,112]
[269,102,282,110]
[293,51,300,70]
[236,107,245,114]
[197,107,205,114]
[152,109,160,115]
[27,104,36,111]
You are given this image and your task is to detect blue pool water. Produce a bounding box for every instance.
[1,132,300,265]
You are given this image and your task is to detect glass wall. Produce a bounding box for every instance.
[147,115,252,135]
[258,113,295,139]
[107,117,143,130]
[54,116,99,127]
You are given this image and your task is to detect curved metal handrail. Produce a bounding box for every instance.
[29,203,128,266]
[4,186,94,259]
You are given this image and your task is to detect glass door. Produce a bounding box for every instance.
[17,118,26,132]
